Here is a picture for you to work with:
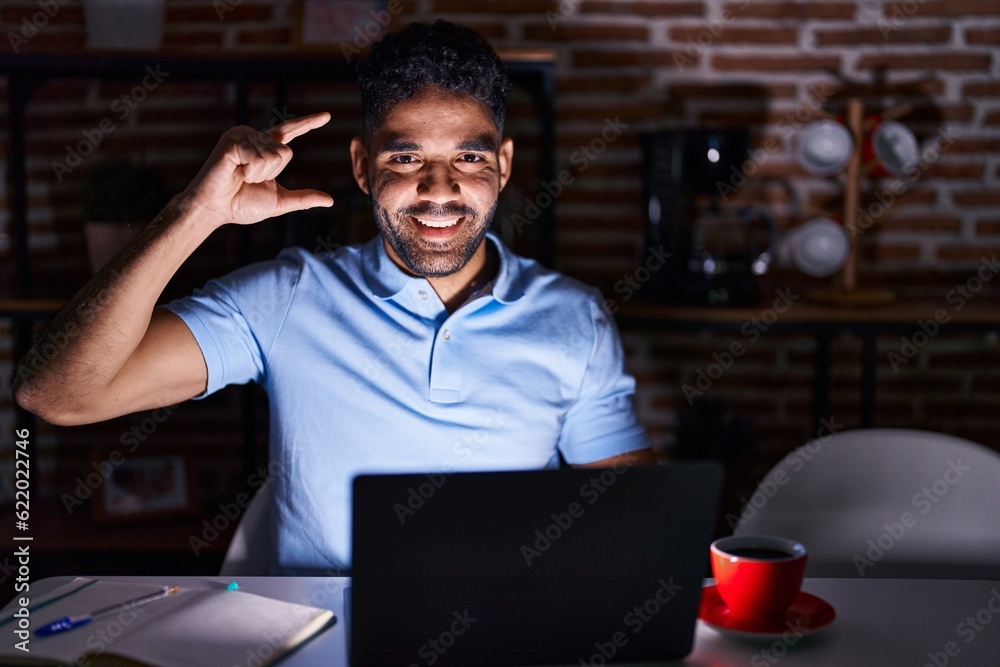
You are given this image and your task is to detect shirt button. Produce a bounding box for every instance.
[418,290,429,300]
[442,330,451,341]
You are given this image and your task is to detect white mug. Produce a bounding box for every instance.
[783,218,851,277]
[795,120,853,177]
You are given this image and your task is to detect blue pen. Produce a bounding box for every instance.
[34,586,180,637]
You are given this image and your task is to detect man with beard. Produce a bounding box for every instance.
[14,20,653,573]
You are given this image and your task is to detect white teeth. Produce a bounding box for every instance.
[416,217,460,228]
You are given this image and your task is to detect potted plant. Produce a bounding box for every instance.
[82,159,169,273]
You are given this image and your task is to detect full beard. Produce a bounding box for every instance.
[371,198,497,278]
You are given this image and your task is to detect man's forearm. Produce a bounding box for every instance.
[12,192,220,420]
[13,113,333,423]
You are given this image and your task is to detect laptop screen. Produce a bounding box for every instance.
[351,462,722,666]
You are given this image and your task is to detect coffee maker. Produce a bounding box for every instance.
[642,128,774,306]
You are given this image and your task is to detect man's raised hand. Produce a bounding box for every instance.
[183,112,334,227]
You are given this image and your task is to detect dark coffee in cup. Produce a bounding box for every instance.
[725,547,793,560]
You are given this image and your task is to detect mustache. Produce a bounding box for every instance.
[397,202,477,220]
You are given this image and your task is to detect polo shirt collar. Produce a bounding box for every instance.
[489,232,527,304]
[362,231,526,304]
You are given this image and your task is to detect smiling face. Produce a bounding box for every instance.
[350,86,513,278]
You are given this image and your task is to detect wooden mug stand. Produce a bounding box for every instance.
[806,97,910,307]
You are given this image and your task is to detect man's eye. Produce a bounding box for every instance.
[459,154,484,163]
[392,155,416,164]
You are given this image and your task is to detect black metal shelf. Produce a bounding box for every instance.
[616,299,1000,433]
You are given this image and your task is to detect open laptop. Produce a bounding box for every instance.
[350,462,722,666]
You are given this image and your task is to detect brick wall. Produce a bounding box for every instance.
[1,0,999,551]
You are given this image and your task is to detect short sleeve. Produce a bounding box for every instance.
[161,250,303,398]
[556,295,649,464]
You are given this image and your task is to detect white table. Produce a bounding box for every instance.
[8,576,1000,666]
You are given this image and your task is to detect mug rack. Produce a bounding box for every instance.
[805,97,913,307]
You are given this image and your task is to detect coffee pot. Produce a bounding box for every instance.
[643,128,776,306]
[681,202,775,306]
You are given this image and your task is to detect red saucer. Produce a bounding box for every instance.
[698,584,836,640]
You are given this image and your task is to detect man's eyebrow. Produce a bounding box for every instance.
[456,136,497,152]
[377,136,498,155]
[378,140,420,155]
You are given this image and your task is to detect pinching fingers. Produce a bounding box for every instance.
[268,112,331,145]
[242,131,293,183]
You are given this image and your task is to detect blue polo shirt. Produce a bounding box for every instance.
[164,232,648,572]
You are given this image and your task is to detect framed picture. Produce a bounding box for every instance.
[294,0,391,48]
[91,452,198,523]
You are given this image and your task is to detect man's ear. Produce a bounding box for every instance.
[498,137,514,192]
[349,136,370,195]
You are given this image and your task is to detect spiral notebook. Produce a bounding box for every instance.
[0,578,335,667]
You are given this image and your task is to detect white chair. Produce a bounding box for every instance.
[219,483,273,577]
[734,428,1000,579]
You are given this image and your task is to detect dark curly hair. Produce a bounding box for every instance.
[355,20,510,139]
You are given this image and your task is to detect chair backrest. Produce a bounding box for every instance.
[219,483,273,577]
[734,428,1000,578]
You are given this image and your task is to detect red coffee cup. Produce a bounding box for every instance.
[710,535,807,619]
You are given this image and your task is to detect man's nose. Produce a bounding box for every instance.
[416,162,460,204]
